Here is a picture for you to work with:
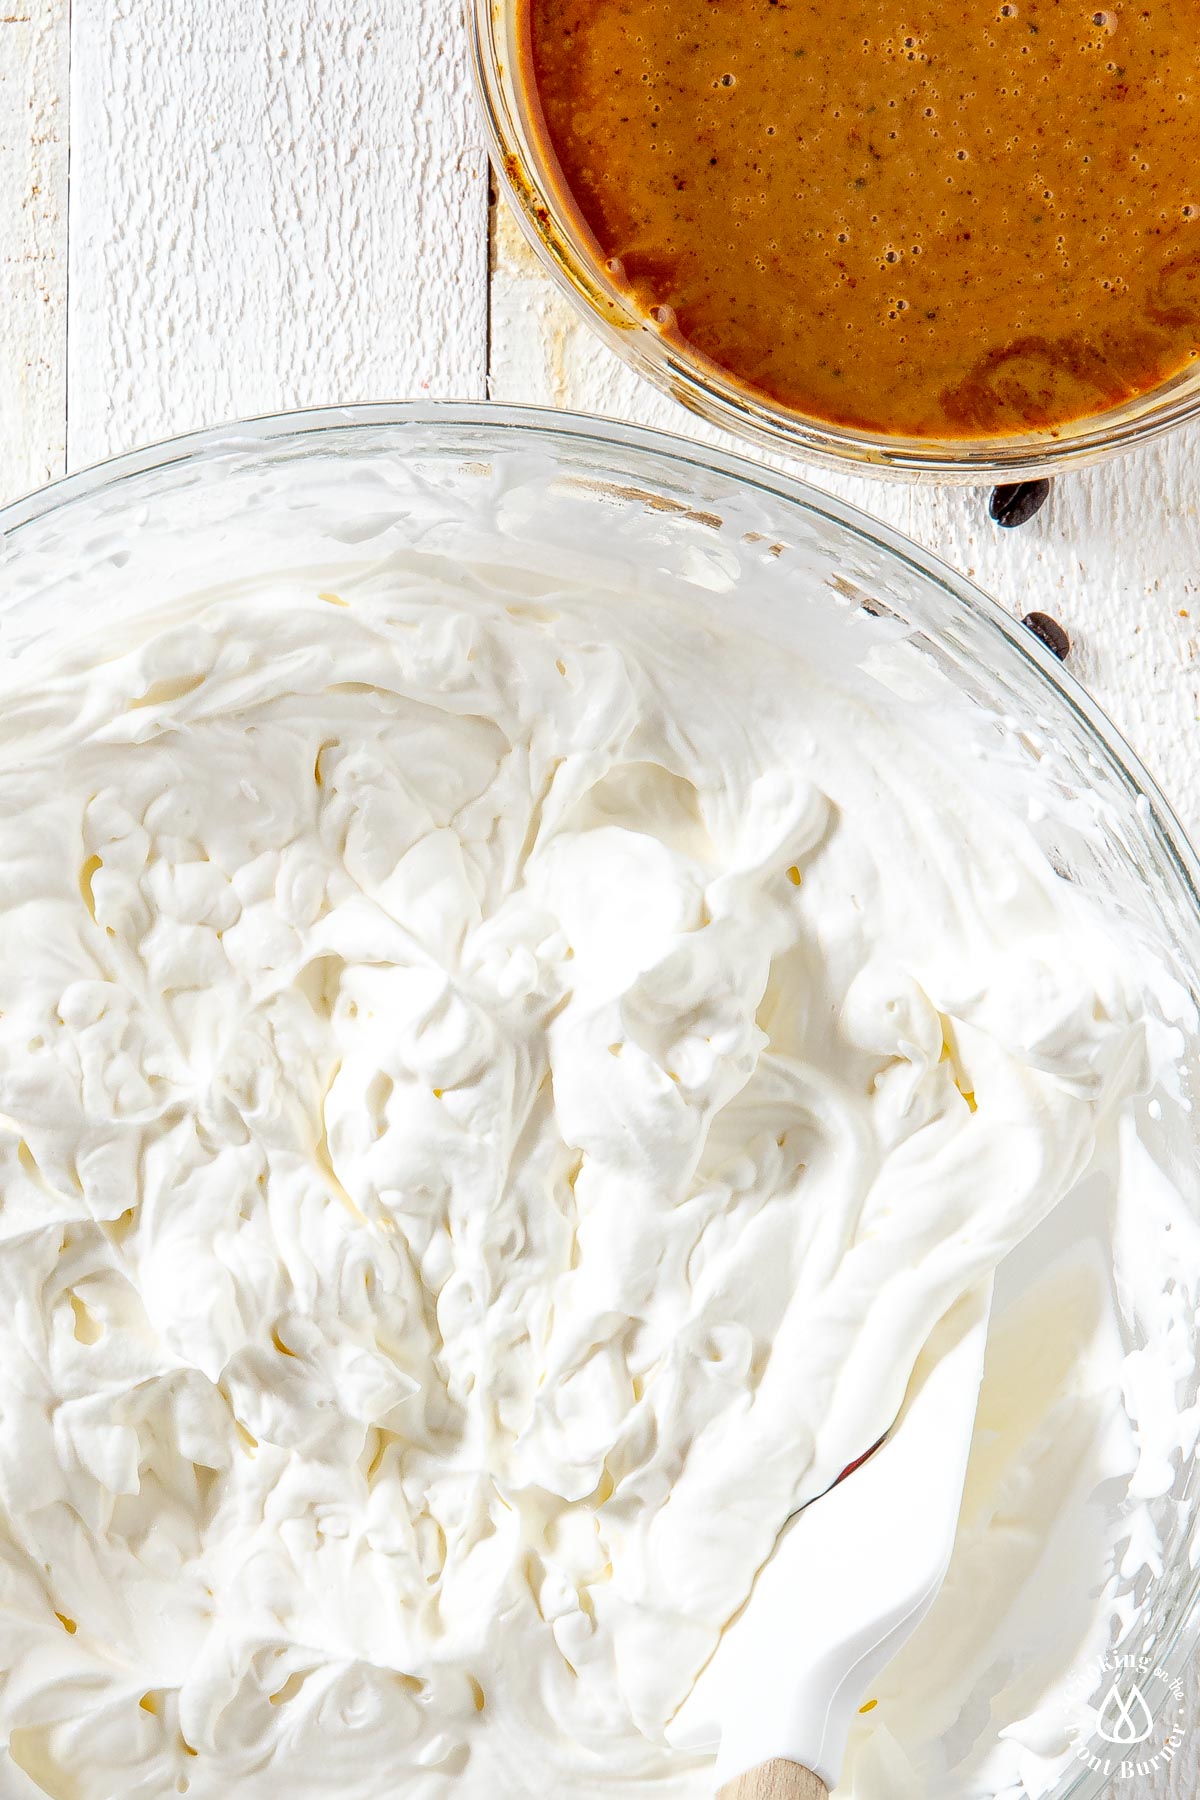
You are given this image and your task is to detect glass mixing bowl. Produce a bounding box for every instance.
[470,1,1200,483]
[1,402,1198,1798]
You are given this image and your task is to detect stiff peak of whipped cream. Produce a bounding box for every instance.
[0,552,1189,1799]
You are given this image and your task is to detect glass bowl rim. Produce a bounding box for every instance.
[468,0,1200,484]
[3,396,1200,1800]
[2,396,1198,901]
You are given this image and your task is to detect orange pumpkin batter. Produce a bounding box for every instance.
[521,0,1200,438]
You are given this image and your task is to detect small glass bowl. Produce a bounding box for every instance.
[470,0,1200,483]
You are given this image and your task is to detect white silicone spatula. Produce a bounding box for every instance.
[667,1279,993,1800]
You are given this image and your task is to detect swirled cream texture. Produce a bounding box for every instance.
[0,552,1191,1799]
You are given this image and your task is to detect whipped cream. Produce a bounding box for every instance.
[0,517,1194,1800]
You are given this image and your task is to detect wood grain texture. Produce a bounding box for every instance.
[489,204,1200,1800]
[0,0,68,503]
[719,1760,827,1800]
[66,0,490,470]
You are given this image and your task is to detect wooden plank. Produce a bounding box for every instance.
[66,0,490,471]
[490,205,1200,851]
[0,0,68,505]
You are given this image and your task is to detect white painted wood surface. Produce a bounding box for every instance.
[0,0,67,500]
[1,2,1198,1795]
[67,0,489,469]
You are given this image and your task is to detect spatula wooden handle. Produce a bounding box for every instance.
[718,1760,828,1800]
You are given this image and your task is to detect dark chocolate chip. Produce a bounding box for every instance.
[989,479,1052,528]
[1021,610,1070,660]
